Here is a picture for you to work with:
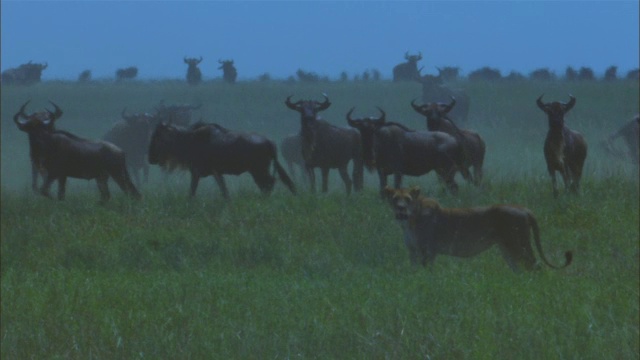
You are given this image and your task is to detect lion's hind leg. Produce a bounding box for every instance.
[497,218,539,272]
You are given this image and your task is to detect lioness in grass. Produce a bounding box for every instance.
[383,186,573,271]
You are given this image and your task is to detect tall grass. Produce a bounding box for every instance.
[1,80,638,358]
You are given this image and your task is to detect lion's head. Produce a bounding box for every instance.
[382,186,422,220]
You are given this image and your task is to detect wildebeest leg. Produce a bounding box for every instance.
[213,173,230,199]
[251,170,275,195]
[96,177,111,203]
[130,165,141,187]
[57,177,67,200]
[189,169,201,197]
[321,168,330,193]
[31,164,40,192]
[40,176,56,199]
[548,168,559,198]
[338,166,352,195]
[306,165,316,193]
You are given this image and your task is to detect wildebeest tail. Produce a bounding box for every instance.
[273,158,297,194]
[108,152,142,200]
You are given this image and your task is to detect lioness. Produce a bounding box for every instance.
[383,186,573,271]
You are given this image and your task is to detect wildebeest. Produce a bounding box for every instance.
[148,122,296,199]
[116,66,138,81]
[1,61,48,85]
[417,74,470,124]
[536,95,588,198]
[604,66,617,81]
[392,52,423,82]
[218,59,237,84]
[103,109,155,185]
[346,107,470,194]
[565,67,578,81]
[285,94,363,194]
[600,115,639,166]
[626,68,640,80]
[184,57,203,85]
[154,100,201,127]
[411,97,486,185]
[436,66,460,81]
[78,70,92,83]
[280,133,306,180]
[13,101,141,202]
[530,68,556,81]
[468,67,501,82]
[578,67,595,81]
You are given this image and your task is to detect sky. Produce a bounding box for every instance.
[1,1,638,81]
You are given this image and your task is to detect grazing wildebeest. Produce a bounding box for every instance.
[103,109,155,185]
[148,122,296,199]
[604,66,617,81]
[436,66,460,81]
[13,101,141,202]
[1,61,48,85]
[577,67,595,81]
[468,67,501,82]
[184,56,203,85]
[154,100,201,127]
[530,68,556,81]
[285,94,363,194]
[116,66,138,81]
[411,97,486,185]
[78,70,92,83]
[536,95,588,198]
[565,67,578,81]
[280,133,307,180]
[392,52,423,82]
[600,115,639,166]
[417,74,470,124]
[346,107,470,194]
[218,59,237,84]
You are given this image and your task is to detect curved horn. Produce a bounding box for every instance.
[47,101,63,120]
[184,57,188,63]
[564,94,576,112]
[346,107,357,126]
[442,96,456,113]
[404,51,409,60]
[317,93,331,111]
[42,62,48,70]
[417,52,422,60]
[13,100,31,126]
[376,107,386,123]
[536,95,547,111]
[197,56,203,64]
[285,95,300,110]
[410,98,423,114]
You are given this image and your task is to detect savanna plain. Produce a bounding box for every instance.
[1,79,638,359]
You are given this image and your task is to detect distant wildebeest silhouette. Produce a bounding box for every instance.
[1,61,48,85]
[285,94,363,194]
[600,115,639,166]
[218,59,237,84]
[116,66,138,81]
[184,56,203,85]
[536,95,588,198]
[468,67,501,82]
[604,66,617,81]
[565,67,578,81]
[153,100,201,127]
[529,68,556,81]
[392,52,423,82]
[103,109,155,186]
[78,69,92,83]
[346,108,470,195]
[14,101,141,202]
[416,74,470,124]
[148,122,296,199]
[626,68,640,80]
[436,66,460,81]
[411,97,485,185]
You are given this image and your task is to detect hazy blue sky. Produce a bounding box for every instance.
[2,1,638,80]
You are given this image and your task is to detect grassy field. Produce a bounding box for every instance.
[1,79,639,358]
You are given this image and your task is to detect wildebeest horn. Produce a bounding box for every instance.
[536,95,548,111]
[197,56,203,64]
[417,52,422,60]
[285,95,300,110]
[410,98,423,114]
[47,101,63,120]
[564,95,576,112]
[184,57,188,63]
[13,100,31,126]
[442,97,456,113]
[404,51,409,60]
[317,93,331,111]
[376,107,386,123]
[42,62,48,69]
[346,107,356,126]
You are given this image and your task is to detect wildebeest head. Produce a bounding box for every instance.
[411,97,456,129]
[154,100,201,127]
[13,100,63,133]
[346,107,385,170]
[148,123,179,167]
[2,61,48,85]
[184,57,203,85]
[405,51,422,65]
[536,94,576,130]
[285,94,331,124]
[218,59,237,83]
[121,108,154,135]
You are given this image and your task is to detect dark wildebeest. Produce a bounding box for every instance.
[411,97,486,185]
[78,70,92,83]
[577,67,595,81]
[346,108,470,195]
[600,115,639,166]
[116,67,138,81]
[285,94,363,194]
[468,67,501,82]
[417,74,470,124]
[530,68,556,81]
[604,66,617,81]
[184,56,203,85]
[536,95,588,198]
[154,100,202,127]
[280,133,306,180]
[1,61,48,85]
[103,109,155,186]
[219,59,237,84]
[13,101,141,202]
[626,68,640,80]
[565,67,578,81]
[392,52,423,82]
[436,66,460,81]
[148,122,296,199]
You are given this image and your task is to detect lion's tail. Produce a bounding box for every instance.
[529,212,573,269]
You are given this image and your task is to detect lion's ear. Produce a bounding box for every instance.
[382,186,395,200]
[409,186,421,199]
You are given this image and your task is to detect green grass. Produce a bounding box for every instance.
[1,80,638,358]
